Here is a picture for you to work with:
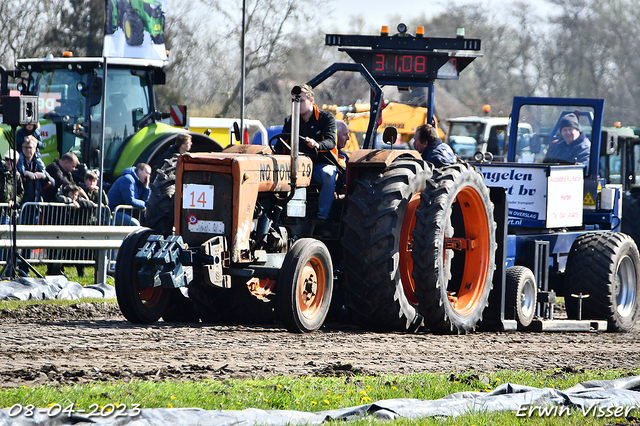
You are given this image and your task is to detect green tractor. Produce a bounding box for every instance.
[0,56,221,185]
[105,0,165,46]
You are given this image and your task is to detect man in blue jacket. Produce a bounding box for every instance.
[107,163,151,226]
[544,113,591,174]
[413,124,457,168]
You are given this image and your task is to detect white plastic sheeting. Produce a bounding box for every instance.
[1,376,639,425]
[0,277,115,301]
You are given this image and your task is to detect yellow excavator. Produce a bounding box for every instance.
[323,101,444,152]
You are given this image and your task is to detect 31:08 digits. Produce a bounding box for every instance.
[374,53,427,74]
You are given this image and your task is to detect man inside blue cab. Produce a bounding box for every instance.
[543,113,591,173]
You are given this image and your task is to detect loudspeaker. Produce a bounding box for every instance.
[1,95,39,126]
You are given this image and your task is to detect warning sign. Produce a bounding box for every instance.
[170,105,187,126]
[583,191,596,208]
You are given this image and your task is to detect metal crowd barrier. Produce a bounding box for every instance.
[0,202,144,281]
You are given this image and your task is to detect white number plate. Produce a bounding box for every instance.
[183,184,214,210]
[188,220,225,234]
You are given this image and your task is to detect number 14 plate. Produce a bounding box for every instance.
[183,184,214,210]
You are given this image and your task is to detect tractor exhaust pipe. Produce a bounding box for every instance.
[288,86,301,196]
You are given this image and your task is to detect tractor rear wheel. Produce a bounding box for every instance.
[105,1,115,35]
[412,162,496,334]
[189,275,276,325]
[115,228,172,324]
[565,232,640,331]
[341,158,432,331]
[123,10,144,46]
[505,266,537,328]
[277,238,333,333]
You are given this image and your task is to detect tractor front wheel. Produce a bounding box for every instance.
[115,228,171,324]
[277,238,333,333]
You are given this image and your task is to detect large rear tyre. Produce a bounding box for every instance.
[505,266,537,328]
[341,158,432,331]
[565,232,640,332]
[115,228,171,324]
[277,238,333,333]
[189,276,276,325]
[123,10,144,46]
[412,162,496,334]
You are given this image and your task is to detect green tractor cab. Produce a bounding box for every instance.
[1,56,221,186]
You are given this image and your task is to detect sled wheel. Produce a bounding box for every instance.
[506,266,537,328]
[565,232,640,332]
[341,158,432,331]
[123,10,144,46]
[277,238,333,333]
[115,227,171,324]
[412,162,496,334]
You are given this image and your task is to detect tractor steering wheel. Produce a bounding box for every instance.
[268,133,317,157]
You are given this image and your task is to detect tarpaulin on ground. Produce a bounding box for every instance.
[0,277,115,301]
[1,376,639,425]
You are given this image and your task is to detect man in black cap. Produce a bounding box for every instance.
[544,113,591,173]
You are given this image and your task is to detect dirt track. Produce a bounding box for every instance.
[0,302,637,388]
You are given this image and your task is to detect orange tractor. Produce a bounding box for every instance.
[115,24,499,333]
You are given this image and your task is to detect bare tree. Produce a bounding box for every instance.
[0,0,49,66]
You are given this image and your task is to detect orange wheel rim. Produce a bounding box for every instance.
[138,286,162,308]
[399,194,421,306]
[447,186,490,315]
[298,257,326,320]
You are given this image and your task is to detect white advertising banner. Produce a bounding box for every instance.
[478,166,548,227]
[546,168,584,228]
[103,0,167,61]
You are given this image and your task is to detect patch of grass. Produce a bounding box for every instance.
[0,297,117,310]
[1,370,639,425]
[26,265,103,287]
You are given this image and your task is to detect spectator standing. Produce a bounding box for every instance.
[17,136,51,276]
[44,152,87,201]
[15,123,43,154]
[108,163,151,226]
[154,133,192,170]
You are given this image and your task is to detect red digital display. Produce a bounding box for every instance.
[370,53,458,79]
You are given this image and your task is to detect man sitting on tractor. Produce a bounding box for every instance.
[544,113,591,173]
[413,123,456,167]
[281,84,338,225]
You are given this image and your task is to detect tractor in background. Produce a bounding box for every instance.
[0,56,221,186]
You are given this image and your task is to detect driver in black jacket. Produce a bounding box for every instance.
[282,84,337,223]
